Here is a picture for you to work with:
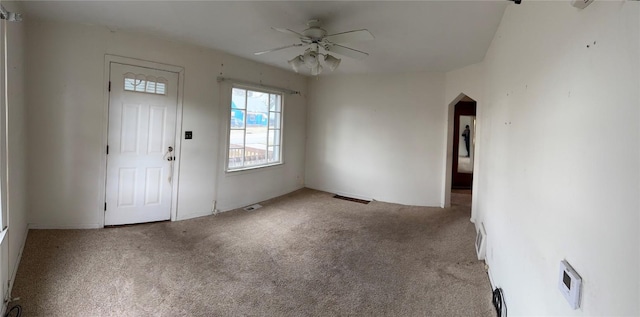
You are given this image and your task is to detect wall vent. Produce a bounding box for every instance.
[243,204,262,211]
[475,223,487,260]
[333,195,370,204]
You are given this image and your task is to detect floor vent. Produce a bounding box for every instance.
[475,223,487,260]
[333,195,370,204]
[243,204,262,211]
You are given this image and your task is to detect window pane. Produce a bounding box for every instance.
[268,129,280,146]
[268,146,280,162]
[269,112,281,129]
[229,130,245,149]
[228,148,244,169]
[145,81,156,93]
[246,126,267,150]
[269,94,277,111]
[274,95,282,112]
[134,80,146,92]
[247,91,269,114]
[230,109,245,129]
[156,82,166,95]
[124,78,135,91]
[232,88,246,110]
[244,146,267,167]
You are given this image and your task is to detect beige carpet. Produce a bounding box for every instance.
[12,188,493,316]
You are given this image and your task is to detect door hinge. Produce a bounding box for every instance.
[108,81,111,92]
[104,202,107,211]
[106,145,109,155]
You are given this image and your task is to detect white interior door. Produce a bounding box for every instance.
[105,63,178,226]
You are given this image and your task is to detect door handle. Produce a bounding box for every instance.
[164,146,175,161]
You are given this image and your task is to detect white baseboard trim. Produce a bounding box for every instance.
[217,185,304,212]
[487,263,496,289]
[305,185,373,202]
[28,223,101,229]
[176,210,213,221]
[7,225,28,303]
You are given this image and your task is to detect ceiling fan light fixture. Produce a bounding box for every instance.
[324,54,341,72]
[311,64,323,76]
[288,55,304,73]
[303,50,319,68]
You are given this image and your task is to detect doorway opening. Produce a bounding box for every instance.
[452,98,476,190]
[443,93,476,208]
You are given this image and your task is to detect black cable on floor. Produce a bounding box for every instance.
[4,305,21,317]
[492,288,506,317]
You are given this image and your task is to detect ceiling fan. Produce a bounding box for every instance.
[254,19,374,75]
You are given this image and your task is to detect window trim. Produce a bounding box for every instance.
[225,84,284,173]
[0,14,7,234]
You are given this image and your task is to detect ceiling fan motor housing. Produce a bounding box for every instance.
[303,27,327,42]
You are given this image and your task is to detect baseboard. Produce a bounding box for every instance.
[487,262,496,289]
[305,185,373,202]
[7,224,28,304]
[176,210,213,221]
[217,185,304,212]
[27,223,101,229]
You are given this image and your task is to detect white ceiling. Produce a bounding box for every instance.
[19,1,508,75]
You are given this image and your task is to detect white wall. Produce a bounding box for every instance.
[26,19,307,227]
[445,62,484,106]
[3,0,28,306]
[475,1,639,315]
[305,73,445,206]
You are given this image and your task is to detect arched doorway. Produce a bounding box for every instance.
[452,98,476,189]
[443,93,477,208]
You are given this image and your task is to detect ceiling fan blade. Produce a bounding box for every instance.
[254,43,304,56]
[325,29,374,43]
[325,44,369,60]
[272,27,309,40]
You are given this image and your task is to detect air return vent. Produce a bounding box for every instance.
[476,223,487,260]
[333,195,370,204]
[243,204,262,211]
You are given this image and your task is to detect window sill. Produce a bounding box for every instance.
[225,162,284,176]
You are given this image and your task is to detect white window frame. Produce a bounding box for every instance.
[226,85,284,172]
[0,13,8,240]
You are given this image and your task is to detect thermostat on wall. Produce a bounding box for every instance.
[558,260,582,309]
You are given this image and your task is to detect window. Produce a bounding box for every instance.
[228,87,283,171]
[124,73,167,95]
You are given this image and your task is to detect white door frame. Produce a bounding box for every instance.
[99,55,185,227]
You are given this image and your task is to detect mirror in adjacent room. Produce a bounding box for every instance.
[457,115,475,174]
